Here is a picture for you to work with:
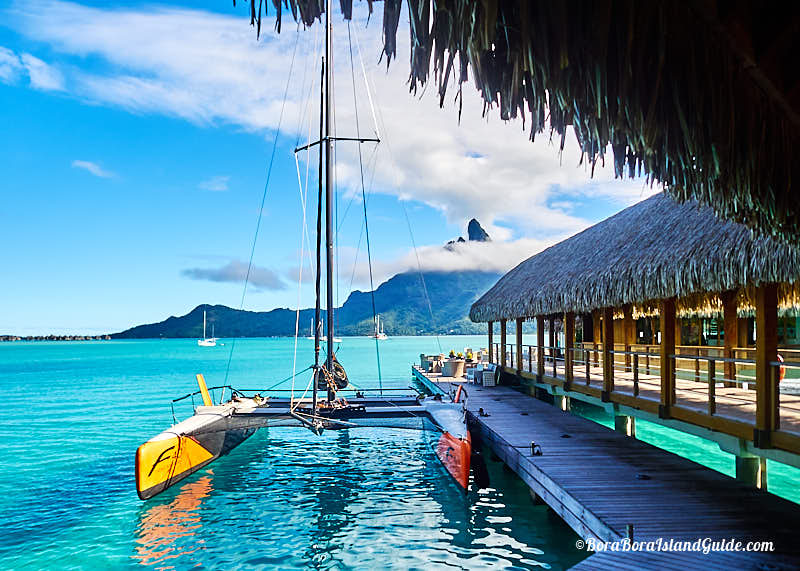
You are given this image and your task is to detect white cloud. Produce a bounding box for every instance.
[71,159,115,178]
[198,175,229,192]
[8,1,659,238]
[0,46,23,83]
[19,53,64,91]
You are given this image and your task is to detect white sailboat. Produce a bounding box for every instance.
[197,310,217,347]
[306,318,341,342]
[370,314,388,340]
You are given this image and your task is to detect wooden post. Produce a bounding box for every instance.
[487,321,494,364]
[660,298,676,418]
[593,309,602,367]
[582,314,593,342]
[721,290,739,385]
[515,317,523,372]
[536,315,545,378]
[565,312,575,387]
[500,319,507,369]
[602,307,614,400]
[755,283,778,448]
[623,304,635,371]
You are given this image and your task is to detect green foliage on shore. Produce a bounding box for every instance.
[112,270,502,338]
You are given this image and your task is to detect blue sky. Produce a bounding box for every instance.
[0,0,656,334]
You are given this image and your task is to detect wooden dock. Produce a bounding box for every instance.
[412,367,800,570]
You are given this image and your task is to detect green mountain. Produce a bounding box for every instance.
[111,270,501,338]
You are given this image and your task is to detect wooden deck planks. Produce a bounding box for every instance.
[416,369,800,570]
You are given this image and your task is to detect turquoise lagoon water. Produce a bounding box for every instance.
[0,336,586,570]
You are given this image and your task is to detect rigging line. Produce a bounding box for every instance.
[351,22,380,139]
[291,153,312,406]
[224,23,301,386]
[292,26,323,406]
[344,144,379,297]
[348,21,382,394]
[336,142,378,233]
[360,60,442,354]
[293,21,317,148]
[343,144,379,311]
[263,365,313,392]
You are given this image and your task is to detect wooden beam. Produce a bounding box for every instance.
[488,321,494,364]
[755,283,779,447]
[516,317,524,372]
[602,307,614,400]
[721,290,739,383]
[500,319,507,368]
[565,312,575,386]
[536,316,545,378]
[660,298,676,417]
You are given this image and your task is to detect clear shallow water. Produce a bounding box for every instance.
[0,337,585,570]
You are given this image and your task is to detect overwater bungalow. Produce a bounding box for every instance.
[471,193,800,486]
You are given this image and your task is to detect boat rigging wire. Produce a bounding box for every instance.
[352,23,442,353]
[348,20,382,394]
[222,23,301,389]
[292,23,323,409]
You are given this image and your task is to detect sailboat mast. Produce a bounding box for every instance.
[313,53,325,413]
[324,0,335,402]
[203,310,207,339]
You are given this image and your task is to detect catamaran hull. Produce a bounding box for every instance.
[136,412,266,500]
[435,431,471,490]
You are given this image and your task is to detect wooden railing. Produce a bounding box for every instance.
[488,338,800,454]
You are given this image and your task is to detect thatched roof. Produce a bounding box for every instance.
[468,193,800,323]
[238,1,799,242]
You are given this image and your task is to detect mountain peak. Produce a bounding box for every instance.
[467,219,490,242]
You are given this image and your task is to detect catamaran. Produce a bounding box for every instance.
[306,318,341,343]
[197,310,217,347]
[370,314,388,340]
[135,2,470,500]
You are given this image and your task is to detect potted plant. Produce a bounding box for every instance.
[443,351,466,378]
[465,350,474,363]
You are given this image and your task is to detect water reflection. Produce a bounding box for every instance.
[128,427,583,569]
[133,473,214,566]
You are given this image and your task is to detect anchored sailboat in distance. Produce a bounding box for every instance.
[306,318,341,343]
[135,2,470,500]
[370,314,388,340]
[197,310,217,347]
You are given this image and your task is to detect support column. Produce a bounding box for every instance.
[602,307,614,400]
[614,415,636,437]
[623,304,635,371]
[721,290,739,385]
[755,283,778,448]
[565,312,575,387]
[488,321,494,364]
[592,309,602,368]
[582,314,593,342]
[500,319,507,369]
[548,317,555,364]
[516,317,524,372]
[536,315,545,378]
[736,456,767,489]
[660,298,676,418]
